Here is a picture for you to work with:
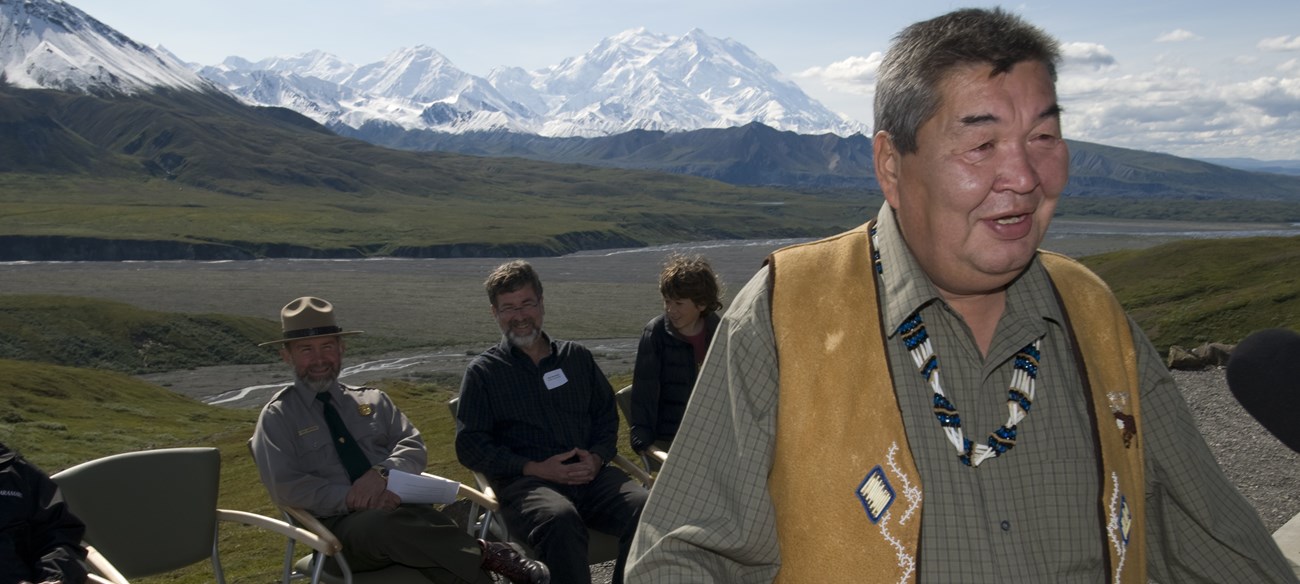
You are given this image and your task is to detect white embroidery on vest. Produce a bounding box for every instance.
[858,442,920,584]
[1106,472,1130,584]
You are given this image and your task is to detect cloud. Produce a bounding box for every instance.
[1155,29,1202,43]
[1258,36,1300,52]
[795,39,1300,159]
[796,52,883,93]
[1060,42,1117,72]
[1057,64,1300,159]
[1229,76,1300,119]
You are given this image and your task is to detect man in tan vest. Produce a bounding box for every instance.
[627,8,1296,584]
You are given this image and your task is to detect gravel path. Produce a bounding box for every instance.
[1173,368,1300,532]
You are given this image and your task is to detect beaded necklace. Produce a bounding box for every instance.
[872,224,1042,467]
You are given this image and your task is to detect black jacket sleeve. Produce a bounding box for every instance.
[0,445,88,584]
[31,468,89,584]
[629,317,663,452]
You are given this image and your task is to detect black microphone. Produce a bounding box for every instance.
[1226,328,1300,453]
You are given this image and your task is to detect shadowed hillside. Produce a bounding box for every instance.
[341,120,1300,203]
[0,86,866,260]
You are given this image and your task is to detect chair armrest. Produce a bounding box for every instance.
[239,507,344,556]
[452,479,499,511]
[217,508,339,555]
[84,545,129,584]
[280,507,344,554]
[468,470,497,498]
[611,454,653,486]
[646,445,669,465]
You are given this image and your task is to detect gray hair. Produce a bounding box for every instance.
[485,260,544,306]
[874,7,1062,155]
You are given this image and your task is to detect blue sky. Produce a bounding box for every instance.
[68,0,1300,160]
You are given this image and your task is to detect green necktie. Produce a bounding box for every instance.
[315,391,372,482]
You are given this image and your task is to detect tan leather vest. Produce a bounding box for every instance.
[767,223,1145,584]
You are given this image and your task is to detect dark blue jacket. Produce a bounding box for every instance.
[628,312,720,452]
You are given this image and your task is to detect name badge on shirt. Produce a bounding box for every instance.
[543,369,568,390]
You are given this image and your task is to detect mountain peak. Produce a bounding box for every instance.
[681,27,712,40]
[386,44,448,60]
[0,0,210,94]
[200,27,865,138]
[610,27,657,41]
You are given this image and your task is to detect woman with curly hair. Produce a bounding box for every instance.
[628,253,724,456]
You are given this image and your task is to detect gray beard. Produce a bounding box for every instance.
[507,329,541,350]
[298,375,336,394]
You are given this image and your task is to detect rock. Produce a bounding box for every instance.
[1168,342,1235,370]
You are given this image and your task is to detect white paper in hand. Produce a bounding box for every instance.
[386,469,460,505]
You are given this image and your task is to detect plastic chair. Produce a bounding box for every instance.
[246,439,500,584]
[50,447,334,584]
[614,384,668,475]
[447,397,651,565]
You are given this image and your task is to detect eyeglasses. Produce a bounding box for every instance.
[496,300,539,316]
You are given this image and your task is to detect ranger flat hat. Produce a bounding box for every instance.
[259,296,363,347]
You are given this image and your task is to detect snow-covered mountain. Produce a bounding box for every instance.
[0,0,210,94]
[201,28,866,138]
[0,0,862,137]
[200,45,542,134]
[520,28,851,137]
